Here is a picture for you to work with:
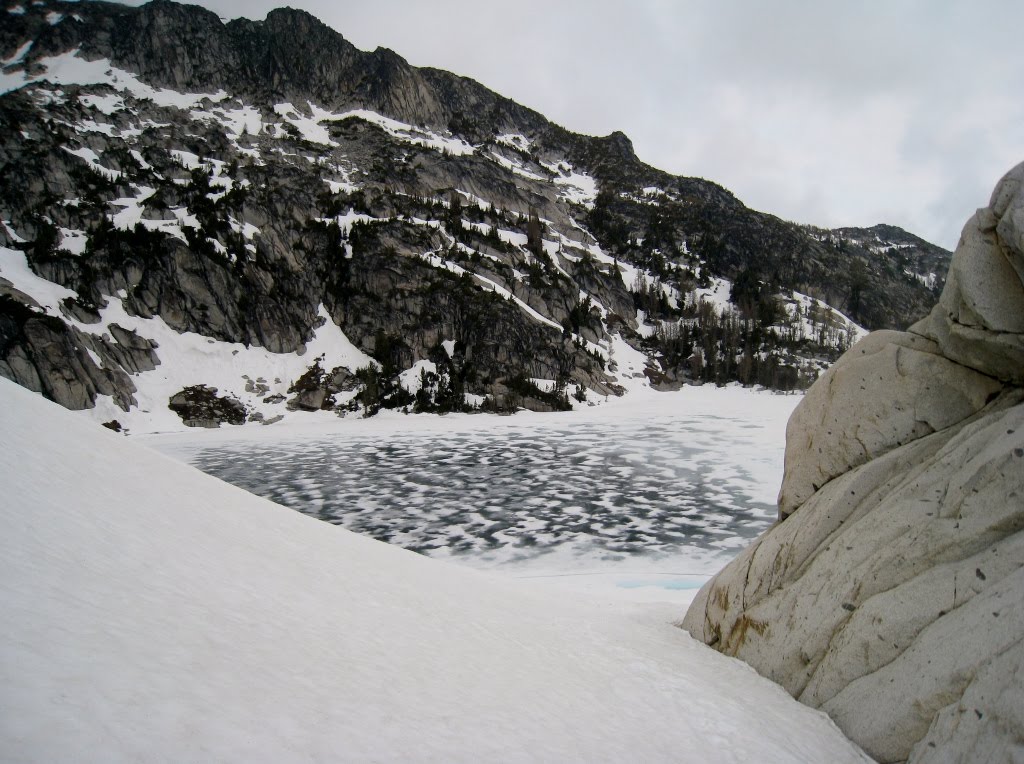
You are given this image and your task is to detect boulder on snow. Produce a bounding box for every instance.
[168,384,246,427]
[682,162,1024,764]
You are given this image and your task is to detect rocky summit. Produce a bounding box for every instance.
[0,0,949,431]
[682,162,1024,763]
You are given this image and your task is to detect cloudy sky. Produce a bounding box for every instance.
[129,0,1021,249]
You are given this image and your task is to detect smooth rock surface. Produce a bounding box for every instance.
[911,163,1024,384]
[683,162,1024,764]
[777,330,1000,517]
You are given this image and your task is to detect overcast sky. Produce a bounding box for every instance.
[127,0,1022,249]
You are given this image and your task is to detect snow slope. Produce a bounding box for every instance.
[0,378,870,763]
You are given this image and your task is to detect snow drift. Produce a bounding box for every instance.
[0,377,869,762]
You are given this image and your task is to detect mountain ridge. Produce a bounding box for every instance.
[0,0,951,430]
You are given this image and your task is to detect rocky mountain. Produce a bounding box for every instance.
[682,162,1024,763]
[0,0,950,431]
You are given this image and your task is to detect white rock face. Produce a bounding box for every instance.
[682,162,1024,764]
[912,162,1024,385]
[777,329,1000,518]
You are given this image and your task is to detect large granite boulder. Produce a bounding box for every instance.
[682,162,1024,764]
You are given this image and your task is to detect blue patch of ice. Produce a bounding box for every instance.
[615,578,705,590]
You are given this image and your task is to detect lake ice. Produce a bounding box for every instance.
[151,387,800,600]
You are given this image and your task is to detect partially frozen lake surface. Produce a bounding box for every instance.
[149,387,800,600]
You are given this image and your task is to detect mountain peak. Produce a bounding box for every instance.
[0,0,951,429]
[602,130,635,159]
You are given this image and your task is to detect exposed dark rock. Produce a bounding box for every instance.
[0,0,951,420]
[0,296,137,410]
[168,384,246,427]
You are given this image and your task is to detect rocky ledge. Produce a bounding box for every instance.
[682,162,1024,764]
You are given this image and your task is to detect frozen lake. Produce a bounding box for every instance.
[149,387,800,599]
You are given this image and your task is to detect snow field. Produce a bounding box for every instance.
[0,377,870,763]
[0,239,377,430]
[0,49,228,107]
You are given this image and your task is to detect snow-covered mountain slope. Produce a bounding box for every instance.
[0,376,871,762]
[0,0,944,431]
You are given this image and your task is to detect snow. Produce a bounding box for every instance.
[83,345,102,368]
[324,175,358,194]
[78,299,376,432]
[149,383,802,596]
[454,188,498,211]
[108,186,155,229]
[912,270,937,290]
[644,274,864,351]
[169,206,200,231]
[230,218,261,240]
[169,148,204,169]
[604,332,652,393]
[496,226,529,248]
[419,248,566,333]
[777,290,866,346]
[0,238,376,430]
[74,118,118,135]
[635,309,658,338]
[273,101,337,146]
[57,227,88,255]
[1,220,26,243]
[541,160,600,208]
[553,169,598,207]
[0,245,76,313]
[0,377,870,763]
[329,208,377,232]
[488,149,547,181]
[62,145,122,180]
[129,149,151,169]
[268,103,476,155]
[2,203,660,435]
[397,358,436,393]
[191,102,263,139]
[495,132,532,151]
[530,377,557,393]
[109,205,191,243]
[693,275,734,314]
[0,50,227,108]
[338,108,475,156]
[339,107,475,154]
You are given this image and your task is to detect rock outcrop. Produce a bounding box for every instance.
[167,384,246,427]
[0,294,140,411]
[682,162,1024,764]
[0,0,949,427]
